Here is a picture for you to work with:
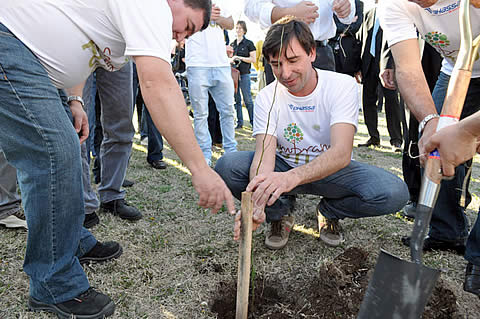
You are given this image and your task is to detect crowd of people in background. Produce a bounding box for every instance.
[0,0,479,318]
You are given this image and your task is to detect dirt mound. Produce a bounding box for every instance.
[210,247,459,318]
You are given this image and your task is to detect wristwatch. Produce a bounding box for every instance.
[418,114,440,135]
[67,95,85,109]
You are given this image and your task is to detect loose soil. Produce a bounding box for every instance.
[210,247,459,318]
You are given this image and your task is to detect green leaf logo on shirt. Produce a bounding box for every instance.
[284,123,304,145]
[425,31,450,48]
[424,31,459,63]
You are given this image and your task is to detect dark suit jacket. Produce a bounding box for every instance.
[356,7,393,80]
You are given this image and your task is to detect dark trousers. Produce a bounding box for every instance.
[208,93,223,145]
[362,66,403,145]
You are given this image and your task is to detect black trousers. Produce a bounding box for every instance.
[362,66,403,145]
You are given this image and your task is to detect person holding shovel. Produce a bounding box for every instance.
[0,0,235,318]
[378,0,480,298]
[215,17,409,250]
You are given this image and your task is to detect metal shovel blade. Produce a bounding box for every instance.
[357,250,440,319]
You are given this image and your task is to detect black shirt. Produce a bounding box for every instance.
[231,36,256,75]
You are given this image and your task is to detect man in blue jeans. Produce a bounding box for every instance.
[0,1,235,318]
[379,0,480,298]
[215,18,409,249]
[185,1,237,166]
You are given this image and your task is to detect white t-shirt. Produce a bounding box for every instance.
[0,0,173,89]
[244,0,356,41]
[185,0,230,68]
[378,0,480,78]
[253,69,359,167]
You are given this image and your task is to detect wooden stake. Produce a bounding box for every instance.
[236,191,253,319]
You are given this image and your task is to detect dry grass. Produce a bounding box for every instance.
[1,108,480,318]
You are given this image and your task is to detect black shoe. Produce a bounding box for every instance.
[391,141,402,153]
[464,262,480,298]
[83,212,100,229]
[358,138,380,147]
[79,241,123,264]
[101,199,142,220]
[401,236,466,255]
[122,179,135,187]
[29,287,115,319]
[235,124,243,130]
[402,201,416,219]
[148,159,167,170]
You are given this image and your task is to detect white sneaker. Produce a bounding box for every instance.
[140,137,148,146]
[0,215,28,229]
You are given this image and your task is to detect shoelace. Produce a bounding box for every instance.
[325,220,341,235]
[73,288,95,302]
[271,221,283,237]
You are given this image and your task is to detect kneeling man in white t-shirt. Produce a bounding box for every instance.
[215,17,409,250]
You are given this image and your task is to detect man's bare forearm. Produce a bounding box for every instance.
[250,134,276,181]
[216,16,234,30]
[287,124,354,186]
[391,40,438,122]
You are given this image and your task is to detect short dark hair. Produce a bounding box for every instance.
[237,20,247,34]
[262,18,315,63]
[183,0,212,31]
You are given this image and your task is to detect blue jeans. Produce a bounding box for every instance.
[234,73,254,127]
[187,66,237,164]
[215,151,409,222]
[82,63,134,203]
[0,23,96,303]
[432,72,480,265]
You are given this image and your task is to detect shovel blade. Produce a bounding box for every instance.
[357,250,440,319]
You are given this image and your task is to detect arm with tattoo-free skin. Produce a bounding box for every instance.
[211,4,234,30]
[66,82,89,143]
[389,39,439,160]
[134,55,235,214]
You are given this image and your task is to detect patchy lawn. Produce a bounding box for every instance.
[1,109,479,318]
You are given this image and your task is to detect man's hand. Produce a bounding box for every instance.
[423,122,478,177]
[246,171,297,208]
[333,0,351,19]
[292,1,319,24]
[380,69,396,90]
[191,167,236,214]
[226,45,234,58]
[354,71,362,84]
[233,206,266,241]
[211,4,221,22]
[69,101,89,143]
